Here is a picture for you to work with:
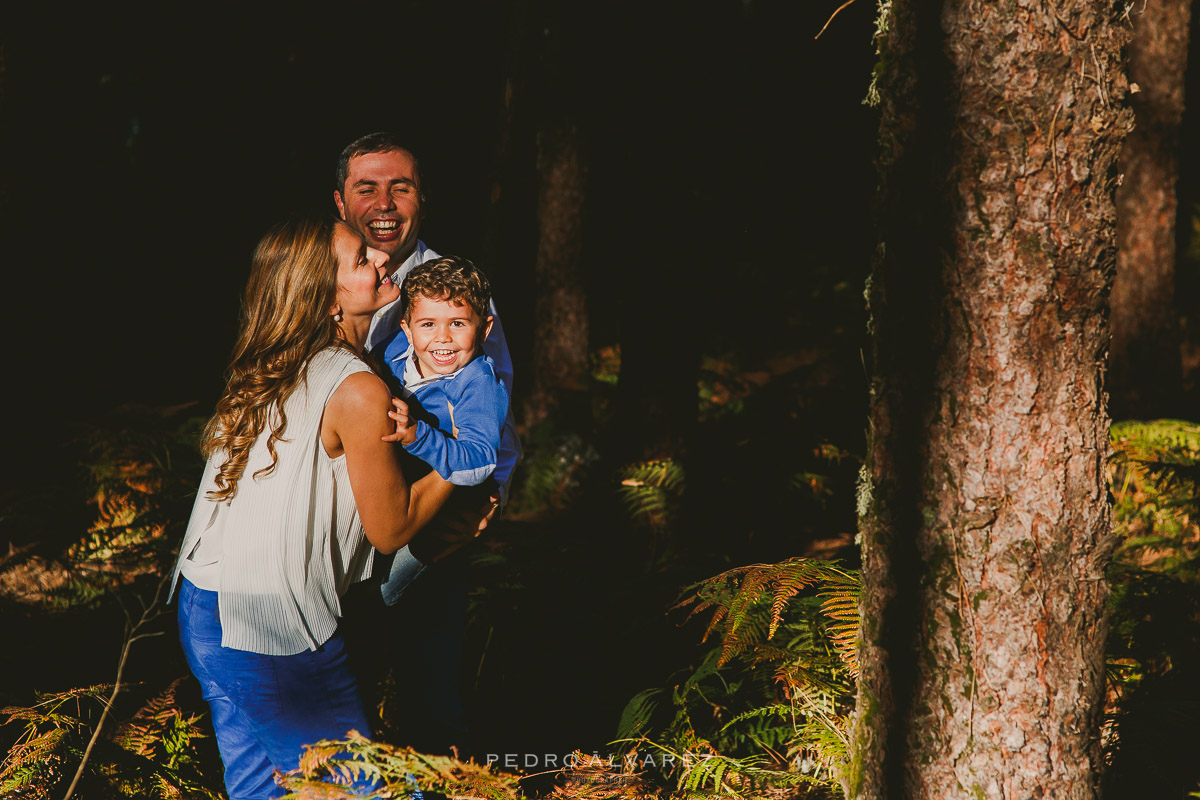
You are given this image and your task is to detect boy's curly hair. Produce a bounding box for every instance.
[401,256,492,322]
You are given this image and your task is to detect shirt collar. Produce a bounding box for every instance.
[393,343,470,391]
[390,240,430,286]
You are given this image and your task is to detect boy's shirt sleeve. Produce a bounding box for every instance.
[404,358,510,487]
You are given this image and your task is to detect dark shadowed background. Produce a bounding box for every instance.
[9,0,1200,783]
[2,1,877,439]
[0,0,884,765]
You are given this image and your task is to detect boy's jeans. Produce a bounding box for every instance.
[379,544,428,606]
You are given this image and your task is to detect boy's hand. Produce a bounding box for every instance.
[381,396,418,446]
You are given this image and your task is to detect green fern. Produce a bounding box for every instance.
[675,558,859,667]
[0,680,222,800]
[619,459,685,530]
[617,736,820,796]
[818,571,861,677]
[1109,420,1200,579]
[0,685,108,797]
[505,425,600,518]
[618,558,860,795]
[111,679,221,799]
[1102,419,1200,793]
[2,404,210,611]
[276,730,520,799]
[617,688,663,741]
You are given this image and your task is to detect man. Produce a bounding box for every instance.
[334,132,520,754]
[334,133,520,496]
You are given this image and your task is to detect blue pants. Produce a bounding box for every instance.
[176,578,373,800]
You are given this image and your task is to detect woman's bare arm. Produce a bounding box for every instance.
[322,371,455,553]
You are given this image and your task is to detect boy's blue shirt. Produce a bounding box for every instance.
[379,327,510,488]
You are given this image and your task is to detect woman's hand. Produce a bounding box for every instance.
[381,396,418,446]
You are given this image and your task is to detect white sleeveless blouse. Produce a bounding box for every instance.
[172,347,375,655]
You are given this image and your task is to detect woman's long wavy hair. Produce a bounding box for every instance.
[202,216,349,502]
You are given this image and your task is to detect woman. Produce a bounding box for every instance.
[172,216,452,799]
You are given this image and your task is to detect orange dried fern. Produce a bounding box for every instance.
[675,557,860,669]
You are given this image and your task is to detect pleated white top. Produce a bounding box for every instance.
[172,346,375,655]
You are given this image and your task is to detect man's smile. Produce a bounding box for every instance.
[368,219,402,239]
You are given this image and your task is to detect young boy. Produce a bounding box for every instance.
[375,256,510,603]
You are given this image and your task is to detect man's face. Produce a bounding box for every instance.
[334,149,423,265]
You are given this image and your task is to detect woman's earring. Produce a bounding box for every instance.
[333,310,343,322]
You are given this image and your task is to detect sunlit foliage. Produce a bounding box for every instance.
[617,557,858,796]
[276,730,520,799]
[1104,420,1200,795]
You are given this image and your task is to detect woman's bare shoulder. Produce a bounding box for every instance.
[331,370,390,411]
[322,371,391,456]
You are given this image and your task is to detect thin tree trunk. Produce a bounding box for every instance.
[849,0,1131,797]
[525,119,589,429]
[506,0,591,432]
[1109,0,1192,419]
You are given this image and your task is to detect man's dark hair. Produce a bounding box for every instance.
[335,132,424,200]
[402,256,492,325]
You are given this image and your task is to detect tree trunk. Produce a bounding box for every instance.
[525,119,590,429]
[1109,0,1192,419]
[848,0,1131,797]
[508,0,591,432]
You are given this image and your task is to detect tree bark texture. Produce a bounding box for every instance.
[526,120,590,428]
[1109,0,1192,419]
[849,1,1131,798]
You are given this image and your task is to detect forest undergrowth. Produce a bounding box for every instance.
[2,323,1198,797]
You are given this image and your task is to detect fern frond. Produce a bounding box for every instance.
[621,556,861,795]
[677,648,725,697]
[619,459,685,530]
[818,572,862,676]
[277,731,519,799]
[765,559,845,638]
[0,726,70,782]
[718,703,793,734]
[616,688,663,740]
[790,715,850,782]
[718,601,772,666]
[676,558,859,669]
[678,750,815,795]
[774,659,847,699]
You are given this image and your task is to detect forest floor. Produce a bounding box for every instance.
[3,294,1198,797]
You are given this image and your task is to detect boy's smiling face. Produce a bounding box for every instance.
[400,295,494,377]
